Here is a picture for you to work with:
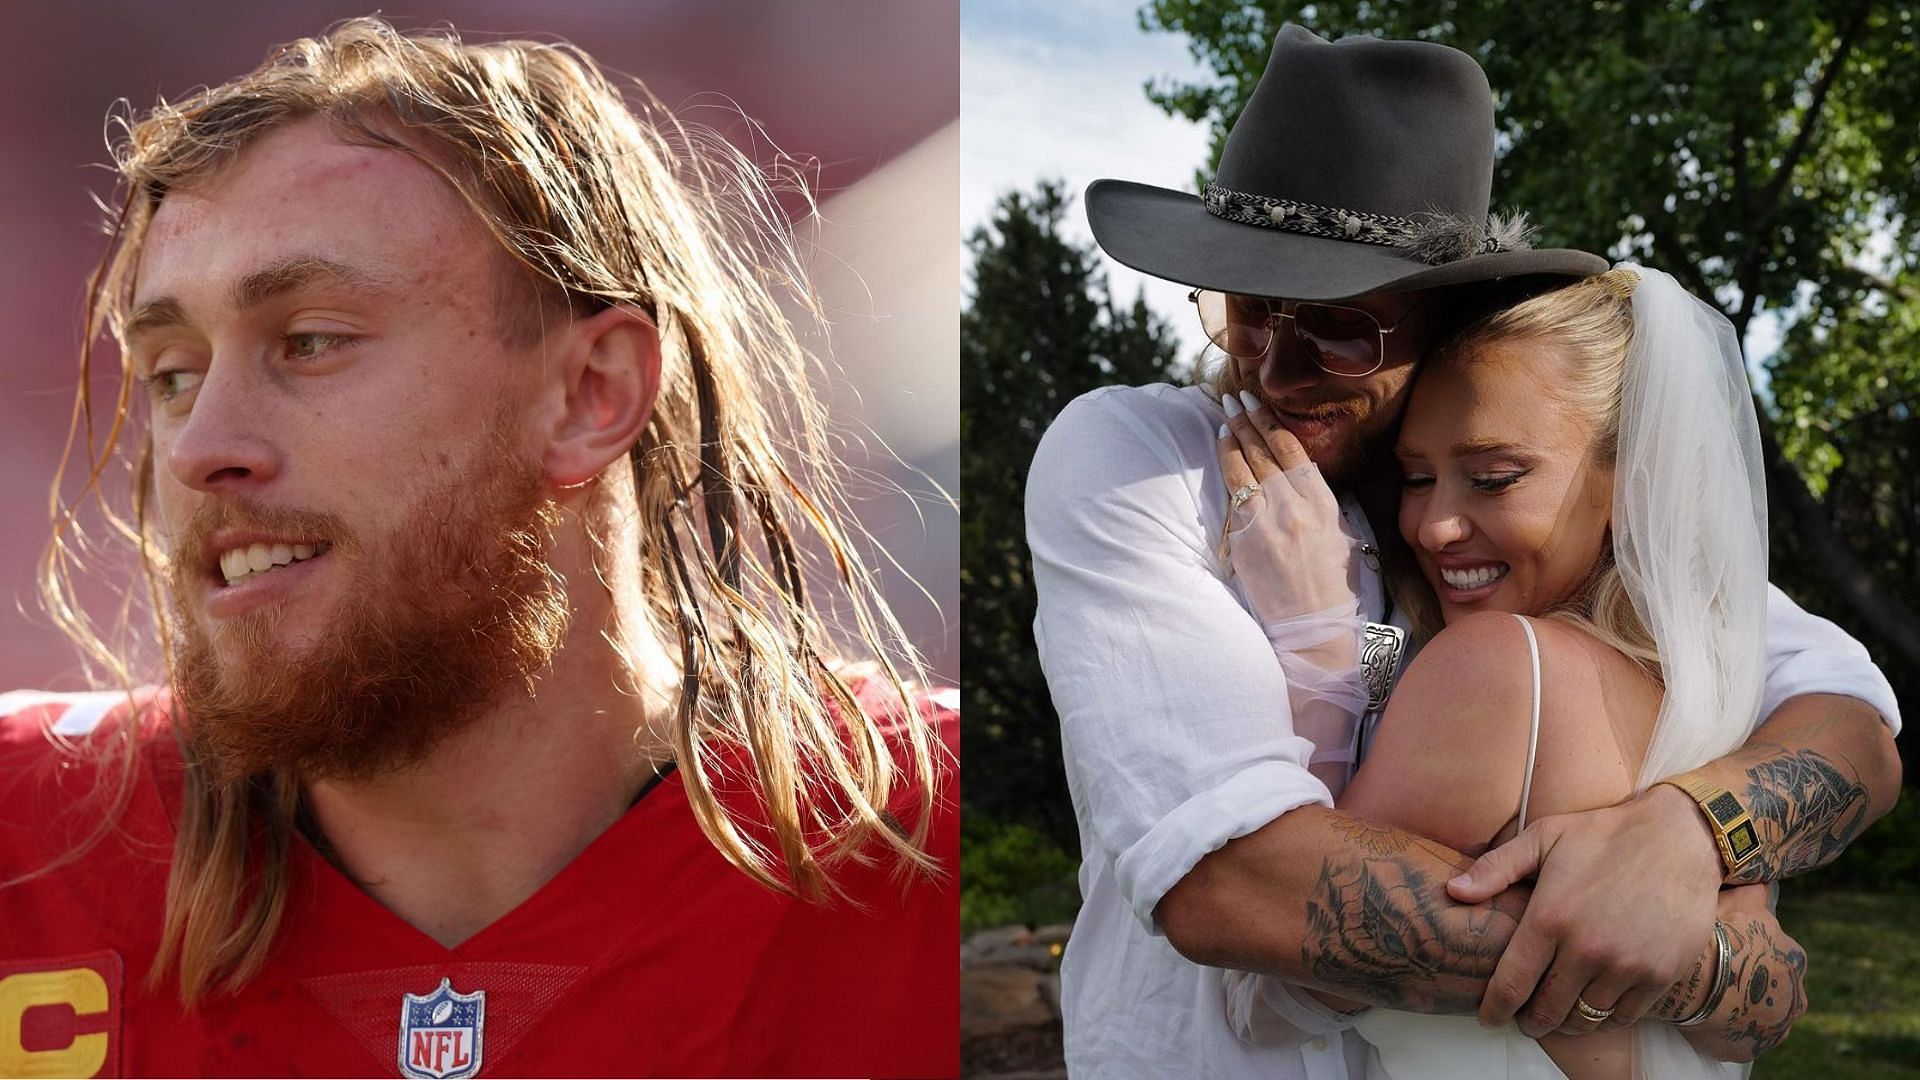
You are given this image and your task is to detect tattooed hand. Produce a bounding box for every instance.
[1648,884,1809,1062]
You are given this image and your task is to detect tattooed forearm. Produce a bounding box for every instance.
[1649,915,1808,1061]
[1301,845,1525,1013]
[1732,747,1871,883]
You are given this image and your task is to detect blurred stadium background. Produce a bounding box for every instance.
[0,0,959,690]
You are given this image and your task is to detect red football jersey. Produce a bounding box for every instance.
[0,681,959,1078]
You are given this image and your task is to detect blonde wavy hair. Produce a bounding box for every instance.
[1387,268,1659,673]
[35,18,942,1004]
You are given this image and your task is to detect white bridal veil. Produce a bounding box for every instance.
[1615,263,1769,790]
[1614,264,1768,1080]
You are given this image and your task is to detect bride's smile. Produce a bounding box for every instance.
[1396,336,1616,623]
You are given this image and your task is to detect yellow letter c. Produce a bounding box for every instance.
[0,968,110,1079]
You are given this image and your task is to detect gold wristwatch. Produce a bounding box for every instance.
[1658,775,1761,877]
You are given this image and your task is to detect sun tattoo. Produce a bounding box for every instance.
[1330,815,1414,856]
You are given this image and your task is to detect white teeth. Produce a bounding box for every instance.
[219,540,328,586]
[1441,564,1509,590]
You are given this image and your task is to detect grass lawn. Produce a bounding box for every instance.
[1756,889,1920,1078]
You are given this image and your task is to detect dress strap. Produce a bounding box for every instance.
[1512,614,1543,831]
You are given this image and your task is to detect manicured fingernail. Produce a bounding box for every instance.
[1221,393,1243,419]
[1239,390,1262,414]
[1218,423,1230,440]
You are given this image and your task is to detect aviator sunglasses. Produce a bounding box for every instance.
[1190,289,1427,377]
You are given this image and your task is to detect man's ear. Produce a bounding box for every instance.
[542,305,661,487]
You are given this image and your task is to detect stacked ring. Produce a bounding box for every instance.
[1574,996,1615,1024]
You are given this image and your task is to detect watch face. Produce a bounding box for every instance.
[1727,820,1759,862]
[1706,791,1744,825]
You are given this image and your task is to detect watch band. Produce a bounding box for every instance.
[1659,776,1761,877]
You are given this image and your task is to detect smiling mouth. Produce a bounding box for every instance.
[1439,563,1509,590]
[217,541,333,587]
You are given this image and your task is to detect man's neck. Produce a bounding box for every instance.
[302,610,677,948]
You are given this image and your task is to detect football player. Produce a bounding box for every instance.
[0,18,956,1079]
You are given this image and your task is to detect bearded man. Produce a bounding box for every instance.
[0,19,955,1079]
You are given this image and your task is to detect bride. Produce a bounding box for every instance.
[1212,265,1802,1078]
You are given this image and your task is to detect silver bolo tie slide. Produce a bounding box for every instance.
[1355,538,1405,761]
[1356,621,1405,764]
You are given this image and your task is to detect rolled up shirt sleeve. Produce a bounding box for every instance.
[1761,583,1902,735]
[1027,387,1331,935]
[1223,969,1365,1045]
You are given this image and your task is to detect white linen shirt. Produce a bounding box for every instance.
[1027,383,1901,1080]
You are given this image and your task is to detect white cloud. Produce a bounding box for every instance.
[960,2,1214,356]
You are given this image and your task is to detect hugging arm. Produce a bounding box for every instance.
[1677,692,1898,885]
[1451,587,1901,1032]
[1161,803,1526,1012]
[1161,614,1550,1015]
[1227,616,1810,1066]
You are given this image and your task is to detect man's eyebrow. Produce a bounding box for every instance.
[123,256,389,340]
[229,255,388,310]
[122,296,189,340]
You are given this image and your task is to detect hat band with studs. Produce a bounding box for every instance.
[1202,181,1536,267]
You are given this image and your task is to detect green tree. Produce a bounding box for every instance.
[1139,0,1920,774]
[962,182,1181,849]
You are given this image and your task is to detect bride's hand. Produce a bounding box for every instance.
[1219,389,1370,793]
[1217,389,1362,627]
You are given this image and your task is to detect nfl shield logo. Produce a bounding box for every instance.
[397,978,485,1079]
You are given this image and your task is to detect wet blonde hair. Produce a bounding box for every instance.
[37,17,942,1003]
[1389,269,1659,673]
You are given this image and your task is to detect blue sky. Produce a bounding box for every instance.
[961,0,1213,355]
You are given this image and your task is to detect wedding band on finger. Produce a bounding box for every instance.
[1573,996,1615,1024]
[1228,483,1260,509]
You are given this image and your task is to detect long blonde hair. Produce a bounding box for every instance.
[1388,269,1659,673]
[37,18,942,1004]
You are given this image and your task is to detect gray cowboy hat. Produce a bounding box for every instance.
[1087,24,1605,301]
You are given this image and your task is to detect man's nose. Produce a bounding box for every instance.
[163,366,281,493]
[1257,327,1330,399]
